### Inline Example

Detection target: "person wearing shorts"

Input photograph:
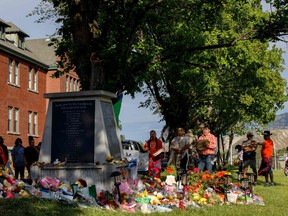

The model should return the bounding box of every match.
[256,130,274,186]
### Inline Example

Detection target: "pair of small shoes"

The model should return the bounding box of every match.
[265,182,270,187]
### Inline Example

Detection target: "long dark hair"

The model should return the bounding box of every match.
[15,138,22,146]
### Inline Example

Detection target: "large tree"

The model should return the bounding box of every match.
[31,0,288,133]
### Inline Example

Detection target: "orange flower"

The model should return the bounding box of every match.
[201,173,212,180]
[214,171,228,178]
[167,167,174,174]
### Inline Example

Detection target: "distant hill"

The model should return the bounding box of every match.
[232,129,288,151]
[267,112,288,130]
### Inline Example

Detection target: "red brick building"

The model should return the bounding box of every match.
[0,19,79,149]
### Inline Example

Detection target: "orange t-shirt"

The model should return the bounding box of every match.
[261,139,273,158]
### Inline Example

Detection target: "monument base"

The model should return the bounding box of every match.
[31,163,127,190]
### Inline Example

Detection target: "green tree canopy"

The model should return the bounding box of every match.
[31,0,288,134]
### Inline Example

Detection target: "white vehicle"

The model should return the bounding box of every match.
[121,140,149,173]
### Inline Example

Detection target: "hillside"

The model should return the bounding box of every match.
[232,129,288,151]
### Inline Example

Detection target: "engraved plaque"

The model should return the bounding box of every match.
[51,101,95,163]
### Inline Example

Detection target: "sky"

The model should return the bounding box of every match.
[0,0,287,142]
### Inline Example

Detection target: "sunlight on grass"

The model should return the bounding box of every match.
[0,170,287,216]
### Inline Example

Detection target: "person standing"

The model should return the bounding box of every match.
[167,127,189,171]
[0,136,8,167]
[24,136,39,178]
[11,138,25,179]
[144,130,163,178]
[256,130,274,186]
[186,130,198,170]
[242,132,258,184]
[235,145,243,173]
[197,125,217,173]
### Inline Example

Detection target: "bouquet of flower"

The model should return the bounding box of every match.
[160,165,177,181]
[186,168,231,205]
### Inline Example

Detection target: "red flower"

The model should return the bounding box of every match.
[193,167,199,173]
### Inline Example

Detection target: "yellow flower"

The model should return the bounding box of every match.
[199,197,207,205]
[192,193,201,201]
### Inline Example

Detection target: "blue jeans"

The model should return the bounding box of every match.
[198,154,213,173]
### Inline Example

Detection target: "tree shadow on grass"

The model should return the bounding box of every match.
[0,197,83,216]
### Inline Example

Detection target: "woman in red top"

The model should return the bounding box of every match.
[256,131,274,186]
[144,130,163,178]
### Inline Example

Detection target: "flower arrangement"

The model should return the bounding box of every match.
[160,165,177,181]
[186,168,231,205]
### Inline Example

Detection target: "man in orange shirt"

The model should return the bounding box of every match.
[256,131,274,186]
[144,130,163,178]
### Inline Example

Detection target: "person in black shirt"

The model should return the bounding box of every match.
[24,136,39,178]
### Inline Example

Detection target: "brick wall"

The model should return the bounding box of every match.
[0,52,46,148]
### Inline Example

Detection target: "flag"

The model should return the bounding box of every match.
[113,91,123,128]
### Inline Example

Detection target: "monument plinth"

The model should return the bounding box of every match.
[32,90,125,189]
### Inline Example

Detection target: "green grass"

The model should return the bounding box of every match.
[0,170,287,216]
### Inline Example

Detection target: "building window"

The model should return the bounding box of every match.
[74,79,77,91]
[28,67,38,92]
[28,111,32,135]
[8,59,13,83]
[34,70,38,91]
[18,35,25,49]
[0,26,4,39]
[15,61,19,86]
[28,67,32,90]
[70,78,73,92]
[28,111,38,136]
[33,112,38,135]
[8,107,12,132]
[14,108,19,133]
[8,59,20,86]
[65,76,69,92]
[8,106,19,134]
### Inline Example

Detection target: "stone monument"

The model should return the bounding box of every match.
[32,90,125,189]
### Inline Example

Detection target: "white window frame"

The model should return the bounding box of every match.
[8,107,12,132]
[28,67,32,90]
[33,112,38,135]
[65,76,69,92]
[33,70,38,91]
[8,106,19,134]
[70,78,73,92]
[8,59,13,83]
[14,108,19,133]
[14,61,19,86]
[28,111,32,135]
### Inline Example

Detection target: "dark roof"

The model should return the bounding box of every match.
[25,38,57,68]
[0,19,11,27]
[6,22,29,37]
[0,37,48,69]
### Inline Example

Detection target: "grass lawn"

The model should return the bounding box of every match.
[0,170,287,216]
